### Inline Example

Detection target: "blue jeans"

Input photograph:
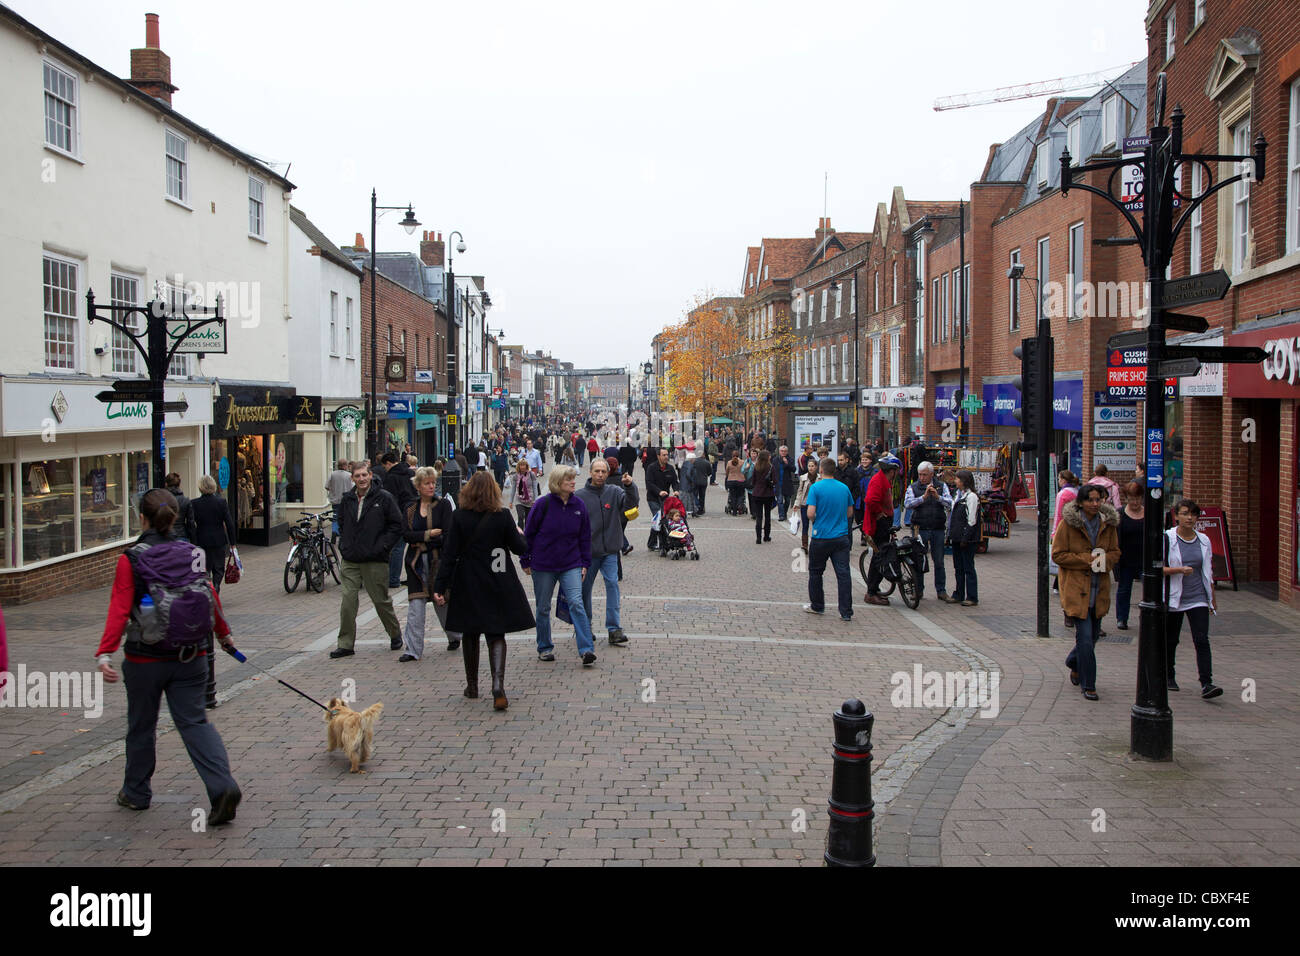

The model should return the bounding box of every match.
[1066,611,1101,692]
[808,535,853,618]
[581,552,621,632]
[1115,565,1139,625]
[776,488,787,521]
[951,543,978,602]
[388,539,405,587]
[917,528,947,595]
[532,567,595,656]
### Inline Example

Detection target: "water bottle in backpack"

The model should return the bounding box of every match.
[127,540,216,654]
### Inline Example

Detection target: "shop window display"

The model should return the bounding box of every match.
[270,434,304,526]
[127,450,152,537]
[22,458,76,562]
[236,435,267,530]
[80,453,125,549]
[1,466,11,568]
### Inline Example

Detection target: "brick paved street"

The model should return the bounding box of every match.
[3,498,1299,866]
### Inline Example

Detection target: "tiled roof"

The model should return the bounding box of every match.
[290,206,362,276]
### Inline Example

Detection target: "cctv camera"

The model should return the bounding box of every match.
[456,241,467,254]
[94,345,106,356]
[1007,264,1026,280]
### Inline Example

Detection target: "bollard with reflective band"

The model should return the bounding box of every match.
[824,698,876,867]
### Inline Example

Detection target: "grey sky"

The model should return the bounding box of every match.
[19,0,1148,368]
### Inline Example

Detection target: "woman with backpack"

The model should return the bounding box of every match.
[95,488,241,825]
[945,469,982,608]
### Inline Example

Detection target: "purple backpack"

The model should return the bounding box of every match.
[126,539,216,652]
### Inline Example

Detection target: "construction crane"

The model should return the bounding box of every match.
[933,62,1141,111]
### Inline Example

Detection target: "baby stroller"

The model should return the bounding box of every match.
[654,495,700,560]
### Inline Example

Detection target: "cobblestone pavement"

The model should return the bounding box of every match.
[2,483,1298,866]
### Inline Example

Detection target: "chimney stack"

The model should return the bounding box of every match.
[129,13,177,106]
[353,232,366,251]
[815,217,833,243]
[419,230,445,268]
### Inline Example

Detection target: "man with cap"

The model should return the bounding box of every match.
[862,455,900,606]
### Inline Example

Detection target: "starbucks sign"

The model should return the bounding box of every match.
[332,405,365,435]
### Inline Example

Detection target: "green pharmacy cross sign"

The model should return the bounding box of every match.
[960,393,983,416]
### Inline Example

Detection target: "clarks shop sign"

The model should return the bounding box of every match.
[0,379,212,437]
[211,387,317,436]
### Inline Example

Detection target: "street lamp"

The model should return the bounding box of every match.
[370,189,420,460]
[446,230,467,450]
[829,269,860,446]
[917,200,966,437]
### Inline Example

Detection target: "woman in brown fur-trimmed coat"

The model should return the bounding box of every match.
[1052,484,1121,701]
[398,466,458,662]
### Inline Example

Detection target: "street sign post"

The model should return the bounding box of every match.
[1156,357,1201,378]
[1163,344,1268,364]
[1161,269,1231,308]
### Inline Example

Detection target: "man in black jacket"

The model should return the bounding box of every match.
[382,452,417,587]
[331,463,404,658]
[644,447,679,549]
[617,439,639,479]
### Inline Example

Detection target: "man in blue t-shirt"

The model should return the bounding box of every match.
[804,457,856,621]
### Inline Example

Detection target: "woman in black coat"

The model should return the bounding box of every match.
[432,472,535,711]
[189,474,237,709]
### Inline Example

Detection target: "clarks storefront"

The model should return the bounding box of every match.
[209,385,316,547]
[0,376,213,603]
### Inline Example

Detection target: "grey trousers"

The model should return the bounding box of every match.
[122,656,238,806]
[402,597,461,659]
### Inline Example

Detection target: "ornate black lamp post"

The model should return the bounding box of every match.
[368,190,420,459]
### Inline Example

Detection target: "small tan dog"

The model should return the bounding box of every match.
[324,697,384,773]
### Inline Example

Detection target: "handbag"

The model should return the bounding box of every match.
[224,550,241,585]
[556,589,573,624]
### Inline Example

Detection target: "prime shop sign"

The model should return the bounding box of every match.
[1106,346,1178,399]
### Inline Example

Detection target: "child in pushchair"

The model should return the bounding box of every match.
[654,495,700,560]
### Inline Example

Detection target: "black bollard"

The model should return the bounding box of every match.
[824,698,876,867]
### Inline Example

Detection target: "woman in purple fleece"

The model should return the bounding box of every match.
[522,465,599,666]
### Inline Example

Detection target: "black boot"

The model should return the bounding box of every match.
[488,637,508,710]
[462,635,480,698]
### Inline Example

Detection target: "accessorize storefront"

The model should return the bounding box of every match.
[0,376,213,602]
[208,385,309,547]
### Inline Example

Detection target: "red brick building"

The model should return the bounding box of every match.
[1149,0,1300,604]
[916,65,1148,485]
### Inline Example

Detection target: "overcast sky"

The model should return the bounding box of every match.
[20,0,1149,368]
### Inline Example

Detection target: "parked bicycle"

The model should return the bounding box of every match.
[858,525,924,610]
[284,511,339,593]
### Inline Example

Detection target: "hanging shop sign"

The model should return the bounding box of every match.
[332,404,365,435]
[386,393,416,419]
[293,395,322,426]
[981,382,1020,427]
[467,372,492,395]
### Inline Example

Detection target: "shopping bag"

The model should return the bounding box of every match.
[788,512,801,535]
[556,590,573,624]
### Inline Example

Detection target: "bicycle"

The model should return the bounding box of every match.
[858,525,924,610]
[283,511,339,593]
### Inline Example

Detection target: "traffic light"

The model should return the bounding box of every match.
[1013,336,1051,452]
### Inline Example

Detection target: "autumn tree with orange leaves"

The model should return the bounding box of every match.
[660,295,746,418]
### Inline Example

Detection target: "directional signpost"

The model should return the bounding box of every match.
[1156,357,1201,379]
[88,293,224,488]
[1062,70,1268,760]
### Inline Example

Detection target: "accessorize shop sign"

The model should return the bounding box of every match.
[210,386,300,437]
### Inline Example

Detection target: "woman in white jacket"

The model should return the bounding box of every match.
[1162,498,1221,699]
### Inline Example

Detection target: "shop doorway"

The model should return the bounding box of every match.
[1253,400,1280,584]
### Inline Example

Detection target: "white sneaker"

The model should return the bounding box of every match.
[803,603,824,615]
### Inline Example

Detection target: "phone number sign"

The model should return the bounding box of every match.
[1107,347,1179,399]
